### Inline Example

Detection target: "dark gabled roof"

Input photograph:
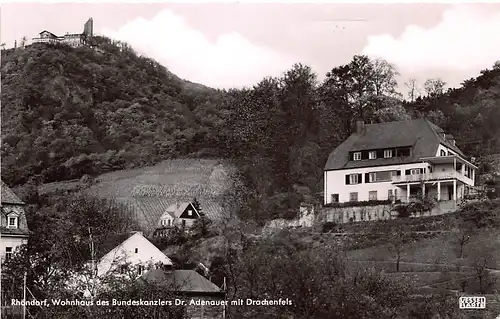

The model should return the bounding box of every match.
[95,232,135,260]
[1,180,25,205]
[139,269,223,294]
[324,119,465,171]
[39,30,58,38]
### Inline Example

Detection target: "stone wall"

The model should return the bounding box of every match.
[263,204,315,232]
[320,200,458,225]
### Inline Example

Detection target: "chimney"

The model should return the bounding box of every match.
[356,120,365,134]
[445,134,456,146]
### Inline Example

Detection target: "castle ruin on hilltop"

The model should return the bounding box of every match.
[32,18,94,48]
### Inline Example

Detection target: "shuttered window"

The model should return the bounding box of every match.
[345,174,362,185]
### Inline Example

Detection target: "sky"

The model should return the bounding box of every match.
[2,2,500,95]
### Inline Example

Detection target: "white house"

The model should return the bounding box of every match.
[69,231,173,298]
[154,202,201,237]
[96,231,173,277]
[324,119,478,206]
[1,180,30,261]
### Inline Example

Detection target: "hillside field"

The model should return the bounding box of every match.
[39,158,241,231]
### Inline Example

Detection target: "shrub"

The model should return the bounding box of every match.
[324,200,392,208]
[322,222,337,233]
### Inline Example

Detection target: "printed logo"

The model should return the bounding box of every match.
[459,296,486,309]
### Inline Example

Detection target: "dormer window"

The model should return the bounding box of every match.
[440,150,446,156]
[135,248,138,254]
[384,149,393,158]
[188,210,193,216]
[353,152,362,161]
[369,151,377,159]
[7,214,18,229]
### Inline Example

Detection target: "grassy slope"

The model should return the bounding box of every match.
[39,158,241,231]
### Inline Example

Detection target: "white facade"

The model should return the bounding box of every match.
[324,144,476,205]
[1,203,29,261]
[325,162,429,204]
[0,235,28,260]
[97,232,172,277]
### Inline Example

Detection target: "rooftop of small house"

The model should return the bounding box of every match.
[324,118,465,171]
[1,180,25,205]
[139,269,224,296]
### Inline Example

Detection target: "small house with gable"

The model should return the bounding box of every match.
[1,180,30,261]
[155,202,202,237]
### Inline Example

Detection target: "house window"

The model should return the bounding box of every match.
[7,216,18,229]
[346,174,361,185]
[440,150,446,156]
[138,265,144,275]
[353,152,362,161]
[167,220,171,226]
[368,172,376,183]
[384,149,393,158]
[135,248,138,254]
[331,194,339,203]
[369,151,377,159]
[5,247,12,260]
[367,171,393,183]
[369,191,378,201]
[349,192,358,202]
[182,220,186,228]
[188,210,193,216]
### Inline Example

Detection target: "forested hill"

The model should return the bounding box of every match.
[2,38,499,221]
[1,36,227,186]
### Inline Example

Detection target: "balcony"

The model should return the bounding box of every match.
[392,171,473,185]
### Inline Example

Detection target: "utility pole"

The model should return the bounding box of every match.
[23,272,27,319]
[0,230,2,319]
[88,226,95,300]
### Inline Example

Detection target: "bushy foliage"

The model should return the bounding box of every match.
[224,234,412,318]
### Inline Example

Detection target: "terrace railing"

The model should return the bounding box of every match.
[392,171,473,185]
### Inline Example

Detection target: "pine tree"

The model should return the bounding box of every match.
[192,197,203,216]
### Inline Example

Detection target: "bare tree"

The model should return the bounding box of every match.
[453,219,474,258]
[404,77,421,102]
[473,256,490,294]
[387,225,409,272]
[424,78,446,97]
[1,42,5,50]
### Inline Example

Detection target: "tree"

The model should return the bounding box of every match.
[404,77,421,102]
[192,197,202,215]
[387,225,410,272]
[1,42,5,50]
[424,78,446,97]
[321,55,400,123]
[473,255,493,294]
[372,101,411,123]
[453,219,474,258]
